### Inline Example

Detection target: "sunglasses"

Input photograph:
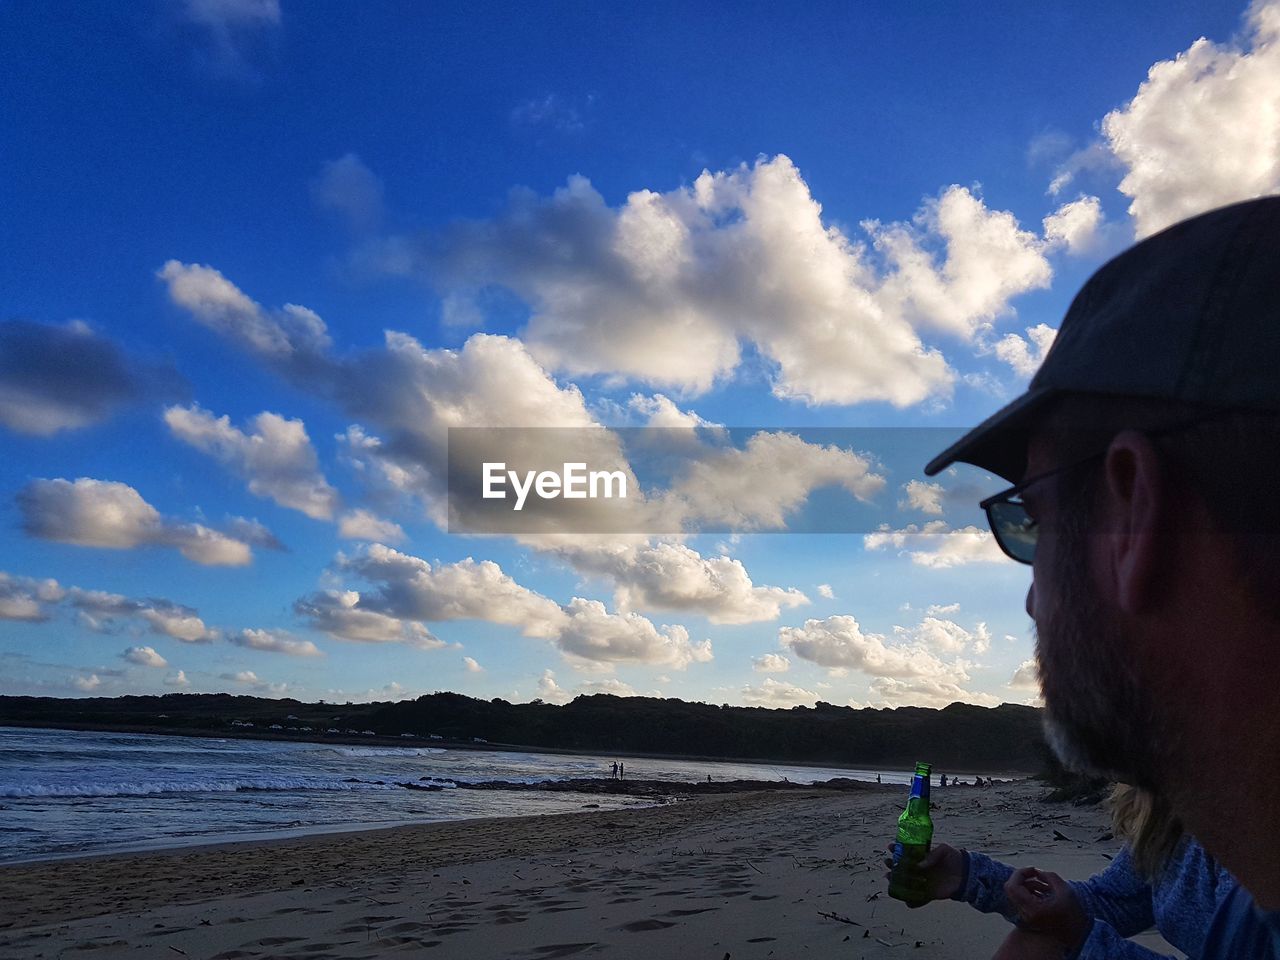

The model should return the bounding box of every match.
[979,453,1104,564]
[977,409,1241,565]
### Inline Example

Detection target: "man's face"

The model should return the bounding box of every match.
[1024,434,1159,787]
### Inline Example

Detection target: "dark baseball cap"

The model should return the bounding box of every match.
[925,195,1280,482]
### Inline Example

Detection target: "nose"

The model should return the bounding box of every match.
[1025,581,1035,619]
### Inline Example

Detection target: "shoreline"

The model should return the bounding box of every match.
[0,720,1036,777]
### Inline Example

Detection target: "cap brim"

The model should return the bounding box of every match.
[924,388,1057,481]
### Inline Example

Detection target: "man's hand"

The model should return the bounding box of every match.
[882,841,966,905]
[1003,867,1091,951]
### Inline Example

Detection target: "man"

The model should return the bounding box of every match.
[924,196,1280,957]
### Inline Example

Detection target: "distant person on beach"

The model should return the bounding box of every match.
[610,761,618,779]
[892,785,1233,958]
[924,197,1280,957]
[876,774,882,784]
[619,762,624,780]
[940,774,948,787]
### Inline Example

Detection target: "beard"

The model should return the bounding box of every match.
[1034,499,1165,789]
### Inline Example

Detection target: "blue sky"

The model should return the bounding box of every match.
[3,0,1277,708]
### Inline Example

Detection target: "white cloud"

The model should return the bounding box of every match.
[780,615,967,682]
[68,588,219,643]
[157,261,331,362]
[72,673,102,692]
[536,669,571,704]
[0,572,64,621]
[1009,658,1041,691]
[574,677,639,697]
[816,583,835,600]
[556,539,808,625]
[863,522,1007,568]
[557,598,711,670]
[231,628,323,657]
[926,602,960,616]
[893,617,992,655]
[994,323,1057,379]
[294,589,443,647]
[868,184,1053,341]
[868,676,999,709]
[219,669,288,695]
[311,153,385,231]
[0,321,143,435]
[164,670,190,688]
[1102,1,1280,237]
[463,656,483,673]
[741,677,820,708]
[337,509,405,543]
[165,405,339,521]
[1042,196,1103,254]
[123,646,168,668]
[752,653,790,673]
[899,479,945,516]
[399,156,955,406]
[18,478,254,566]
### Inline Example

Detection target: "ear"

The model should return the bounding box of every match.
[1100,431,1166,614]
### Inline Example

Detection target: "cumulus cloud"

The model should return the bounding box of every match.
[574,677,640,697]
[816,584,835,600]
[463,656,484,673]
[1102,1,1280,237]
[301,544,713,669]
[122,646,168,668]
[752,653,790,673]
[393,156,958,405]
[899,479,945,516]
[0,321,144,435]
[994,323,1057,379]
[157,261,332,363]
[311,153,385,231]
[294,590,443,647]
[0,572,64,622]
[536,669,571,704]
[553,539,807,625]
[164,670,191,688]
[893,617,992,655]
[1041,196,1103,254]
[17,478,255,566]
[337,509,405,543]
[868,676,999,709]
[741,677,820,708]
[231,628,323,657]
[1009,659,1041,691]
[780,615,967,681]
[72,673,102,692]
[868,185,1053,341]
[165,405,339,520]
[68,588,219,643]
[863,522,1007,568]
[218,669,286,694]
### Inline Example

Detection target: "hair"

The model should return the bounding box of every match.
[1108,784,1184,880]
[1040,393,1280,621]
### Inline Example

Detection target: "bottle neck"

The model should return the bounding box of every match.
[909,773,930,803]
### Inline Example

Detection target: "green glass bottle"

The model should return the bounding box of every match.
[887,761,933,906]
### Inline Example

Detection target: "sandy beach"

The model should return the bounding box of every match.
[0,781,1181,959]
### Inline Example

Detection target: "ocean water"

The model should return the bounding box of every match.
[0,727,914,863]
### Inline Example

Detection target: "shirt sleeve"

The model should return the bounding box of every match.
[1067,848,1155,938]
[952,850,1019,923]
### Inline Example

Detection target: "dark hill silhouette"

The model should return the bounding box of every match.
[0,691,1046,772]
